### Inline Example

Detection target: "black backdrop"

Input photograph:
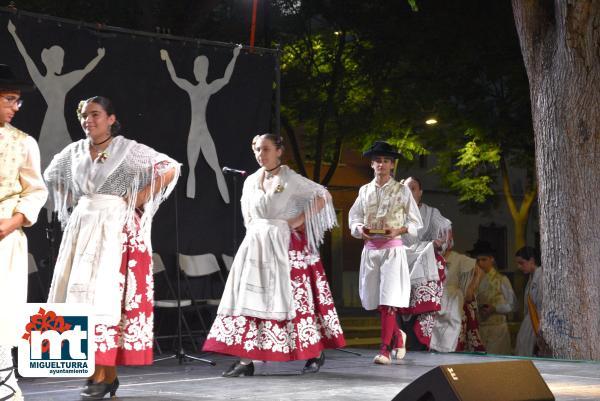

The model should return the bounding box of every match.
[1,8,277,294]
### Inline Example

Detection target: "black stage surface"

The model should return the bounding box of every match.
[20,349,600,400]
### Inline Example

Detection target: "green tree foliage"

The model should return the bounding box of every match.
[443,129,501,204]
[274,0,536,216]
[280,30,372,168]
[274,0,436,184]
[354,1,537,260]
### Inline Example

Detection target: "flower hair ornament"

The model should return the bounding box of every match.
[76,100,87,120]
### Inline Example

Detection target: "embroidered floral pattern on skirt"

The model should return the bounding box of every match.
[456,300,486,352]
[95,230,154,365]
[399,252,445,347]
[202,232,345,361]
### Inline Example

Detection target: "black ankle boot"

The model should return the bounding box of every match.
[80,377,119,400]
[302,352,325,374]
[0,366,17,400]
[222,361,254,378]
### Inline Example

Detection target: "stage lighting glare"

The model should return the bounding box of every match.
[425,118,438,125]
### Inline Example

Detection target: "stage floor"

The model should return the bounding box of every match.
[20,349,600,400]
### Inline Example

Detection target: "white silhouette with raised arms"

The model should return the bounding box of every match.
[8,19,105,170]
[160,45,241,203]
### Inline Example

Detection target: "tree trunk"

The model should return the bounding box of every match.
[281,115,308,177]
[313,31,346,182]
[321,132,343,186]
[512,0,600,360]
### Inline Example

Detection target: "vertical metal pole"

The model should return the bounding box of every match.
[263,0,270,47]
[250,0,258,48]
[233,175,239,253]
[173,188,184,364]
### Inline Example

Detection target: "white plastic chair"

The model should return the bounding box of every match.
[179,254,225,282]
[221,254,234,272]
[178,253,225,306]
[152,252,198,354]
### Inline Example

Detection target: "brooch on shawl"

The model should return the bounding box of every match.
[95,150,109,163]
[89,133,113,163]
[274,184,284,193]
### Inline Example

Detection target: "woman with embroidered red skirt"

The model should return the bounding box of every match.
[202,134,345,376]
[45,96,180,399]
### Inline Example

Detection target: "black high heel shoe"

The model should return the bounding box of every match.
[302,352,325,374]
[0,366,17,400]
[222,361,254,377]
[80,377,119,400]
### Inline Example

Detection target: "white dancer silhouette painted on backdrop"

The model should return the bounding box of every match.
[8,19,105,171]
[160,45,241,203]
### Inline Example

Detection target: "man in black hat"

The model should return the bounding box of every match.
[0,64,48,401]
[349,141,423,364]
[468,240,516,354]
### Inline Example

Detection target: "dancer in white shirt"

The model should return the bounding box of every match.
[349,141,423,364]
[0,64,48,401]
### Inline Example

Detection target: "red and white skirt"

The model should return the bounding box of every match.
[94,231,154,366]
[456,300,486,352]
[202,232,346,361]
[399,252,445,347]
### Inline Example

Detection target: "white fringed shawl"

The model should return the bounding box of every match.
[218,165,337,320]
[241,165,337,255]
[44,136,180,324]
[418,203,452,250]
[44,135,180,243]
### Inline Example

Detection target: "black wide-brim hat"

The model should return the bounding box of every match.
[0,64,35,92]
[467,240,496,257]
[363,141,402,159]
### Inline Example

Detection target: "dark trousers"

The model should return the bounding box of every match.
[397,315,427,351]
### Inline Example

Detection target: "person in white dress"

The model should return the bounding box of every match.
[514,246,545,356]
[203,134,345,377]
[0,64,48,401]
[45,96,179,399]
[469,240,517,354]
[349,141,423,364]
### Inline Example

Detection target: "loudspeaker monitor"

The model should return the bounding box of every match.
[393,360,554,401]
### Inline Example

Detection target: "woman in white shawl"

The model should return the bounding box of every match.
[44,96,179,399]
[203,134,345,377]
